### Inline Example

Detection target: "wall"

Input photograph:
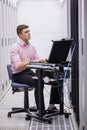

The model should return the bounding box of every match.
[17,0,68,58]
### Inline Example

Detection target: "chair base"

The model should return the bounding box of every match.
[7,106,37,118]
[45,109,71,119]
[12,106,37,112]
[26,113,52,124]
[7,107,52,124]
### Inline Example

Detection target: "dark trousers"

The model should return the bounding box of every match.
[43,70,61,105]
[49,87,60,104]
[12,69,45,110]
[50,80,63,104]
[49,80,63,104]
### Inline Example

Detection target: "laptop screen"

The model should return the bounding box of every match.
[48,39,73,64]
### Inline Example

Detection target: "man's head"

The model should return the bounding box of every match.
[16,24,31,42]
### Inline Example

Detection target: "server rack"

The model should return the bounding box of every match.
[0,0,17,99]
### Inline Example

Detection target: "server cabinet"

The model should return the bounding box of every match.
[0,0,2,96]
[79,0,87,129]
[0,0,17,98]
[71,0,79,125]
[78,0,85,129]
[1,0,5,94]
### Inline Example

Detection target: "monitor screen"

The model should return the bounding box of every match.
[48,39,73,64]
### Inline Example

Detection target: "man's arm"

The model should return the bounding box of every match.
[16,62,29,71]
[17,58,47,70]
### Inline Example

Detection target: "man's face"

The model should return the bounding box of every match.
[19,28,31,41]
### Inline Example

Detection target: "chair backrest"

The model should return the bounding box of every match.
[7,64,12,80]
[7,64,34,93]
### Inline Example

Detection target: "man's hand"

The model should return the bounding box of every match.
[29,58,48,64]
[39,58,48,63]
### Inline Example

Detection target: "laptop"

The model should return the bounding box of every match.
[48,39,73,65]
[30,39,73,66]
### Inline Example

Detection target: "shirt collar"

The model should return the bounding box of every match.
[18,38,30,47]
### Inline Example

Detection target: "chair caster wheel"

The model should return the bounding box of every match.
[65,114,69,118]
[8,113,11,118]
[25,115,31,120]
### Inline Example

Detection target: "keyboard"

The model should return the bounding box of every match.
[29,61,56,67]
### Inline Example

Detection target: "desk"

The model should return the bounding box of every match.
[27,64,71,123]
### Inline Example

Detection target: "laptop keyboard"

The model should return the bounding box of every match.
[29,61,56,67]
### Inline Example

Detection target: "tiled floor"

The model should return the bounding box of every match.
[0,85,78,130]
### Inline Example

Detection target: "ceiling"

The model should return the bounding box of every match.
[7,0,65,6]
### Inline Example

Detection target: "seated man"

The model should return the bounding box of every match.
[10,24,46,114]
[10,24,60,114]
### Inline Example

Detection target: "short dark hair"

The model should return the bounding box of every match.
[16,24,29,35]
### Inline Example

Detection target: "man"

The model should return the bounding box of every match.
[10,24,59,115]
[10,24,46,113]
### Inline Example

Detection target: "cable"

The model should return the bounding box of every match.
[63,42,76,82]
[62,42,76,109]
[44,41,76,110]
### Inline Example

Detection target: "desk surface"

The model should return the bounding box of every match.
[27,64,71,71]
[27,64,58,70]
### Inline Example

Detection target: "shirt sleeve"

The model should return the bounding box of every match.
[10,45,21,71]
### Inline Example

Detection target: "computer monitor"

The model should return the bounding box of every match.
[48,39,73,64]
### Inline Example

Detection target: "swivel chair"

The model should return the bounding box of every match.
[7,64,37,120]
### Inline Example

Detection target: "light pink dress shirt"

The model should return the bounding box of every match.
[10,39,39,74]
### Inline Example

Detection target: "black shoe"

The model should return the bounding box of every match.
[36,110,46,116]
[47,106,58,114]
[29,106,37,112]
